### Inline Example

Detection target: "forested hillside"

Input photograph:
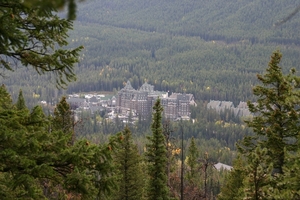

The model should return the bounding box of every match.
[2,1,300,199]
[2,0,300,106]
[77,0,300,43]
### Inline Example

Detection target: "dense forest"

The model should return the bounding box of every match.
[1,0,300,199]
[3,0,300,107]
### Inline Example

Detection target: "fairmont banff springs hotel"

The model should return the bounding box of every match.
[67,81,251,122]
[66,81,196,121]
[116,81,196,120]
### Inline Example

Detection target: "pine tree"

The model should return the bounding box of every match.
[218,155,246,200]
[113,126,145,200]
[15,89,27,110]
[145,98,170,200]
[0,87,51,198]
[92,134,125,199]
[21,0,79,20]
[274,144,300,199]
[238,51,300,175]
[52,96,73,135]
[0,85,13,110]
[0,1,83,88]
[182,137,203,200]
[0,86,119,199]
[0,1,118,198]
[186,137,200,184]
[242,147,273,200]
[163,120,176,189]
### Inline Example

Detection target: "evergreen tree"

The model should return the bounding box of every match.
[218,155,246,200]
[21,0,79,20]
[0,1,121,198]
[183,137,203,200]
[0,1,83,88]
[238,51,300,175]
[52,96,73,135]
[242,147,273,200]
[113,126,145,200]
[0,85,13,110]
[163,120,176,189]
[0,86,119,199]
[274,144,300,199]
[145,98,170,200]
[198,152,217,199]
[186,137,200,184]
[15,89,27,110]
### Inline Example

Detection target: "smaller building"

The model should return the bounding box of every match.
[67,97,87,110]
[207,100,252,118]
[67,93,115,115]
[214,162,233,171]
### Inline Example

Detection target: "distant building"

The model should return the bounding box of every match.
[207,100,234,112]
[207,100,252,118]
[162,93,196,120]
[67,94,113,114]
[67,97,87,110]
[214,162,233,171]
[116,81,196,120]
[233,101,252,117]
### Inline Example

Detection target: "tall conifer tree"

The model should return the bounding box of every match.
[0,85,13,110]
[238,51,300,175]
[0,86,119,199]
[276,148,300,199]
[241,147,273,200]
[15,89,27,110]
[145,99,170,200]
[218,155,246,200]
[52,96,73,134]
[186,137,200,184]
[113,126,145,200]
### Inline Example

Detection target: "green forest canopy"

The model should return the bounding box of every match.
[2,0,300,106]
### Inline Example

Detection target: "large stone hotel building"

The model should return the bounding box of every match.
[116,81,196,120]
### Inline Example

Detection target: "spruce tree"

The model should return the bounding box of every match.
[113,126,145,200]
[163,120,176,189]
[275,143,300,199]
[145,98,170,200]
[52,96,73,135]
[0,1,119,198]
[0,87,51,198]
[0,85,13,110]
[238,51,300,175]
[21,0,79,20]
[186,137,200,184]
[15,89,27,110]
[242,147,273,200]
[0,1,83,87]
[0,86,119,199]
[218,155,246,200]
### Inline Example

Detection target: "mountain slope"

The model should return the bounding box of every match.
[2,0,300,105]
[77,0,300,42]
